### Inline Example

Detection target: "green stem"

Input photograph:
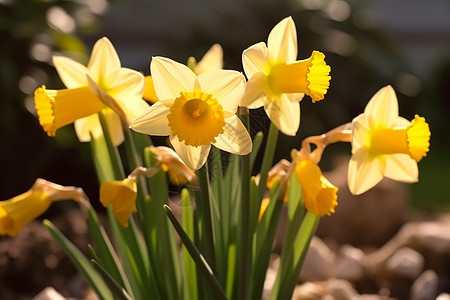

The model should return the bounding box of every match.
[196,163,217,273]
[257,122,279,202]
[164,205,227,300]
[238,111,251,300]
[98,110,125,180]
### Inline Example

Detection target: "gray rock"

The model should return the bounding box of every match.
[333,244,365,281]
[385,247,424,279]
[409,270,438,300]
[299,236,335,282]
[33,287,66,300]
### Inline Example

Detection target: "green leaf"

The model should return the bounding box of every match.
[164,205,227,300]
[43,220,113,300]
[91,259,134,300]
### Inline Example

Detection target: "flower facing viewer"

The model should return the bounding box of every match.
[242,16,331,136]
[348,85,430,195]
[131,57,252,170]
[35,37,149,146]
[143,44,223,103]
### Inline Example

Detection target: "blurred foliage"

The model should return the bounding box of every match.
[1,0,449,211]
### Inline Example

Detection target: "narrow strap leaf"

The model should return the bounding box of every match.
[43,220,113,300]
[91,259,134,300]
[164,205,228,300]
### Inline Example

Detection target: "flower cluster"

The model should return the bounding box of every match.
[2,15,431,300]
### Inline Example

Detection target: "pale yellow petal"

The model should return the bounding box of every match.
[87,37,121,86]
[53,56,88,89]
[384,154,418,183]
[170,136,211,170]
[74,111,124,146]
[194,44,223,75]
[264,94,300,136]
[242,42,269,79]
[101,108,125,146]
[351,114,371,153]
[107,68,145,101]
[348,148,385,195]
[131,102,171,136]
[267,16,298,63]
[365,85,398,128]
[241,72,266,108]
[74,114,102,142]
[197,69,245,113]
[150,56,196,101]
[212,114,252,155]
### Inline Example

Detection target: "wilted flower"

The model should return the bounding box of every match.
[0,179,86,236]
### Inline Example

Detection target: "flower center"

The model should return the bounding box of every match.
[167,91,225,147]
[268,51,331,102]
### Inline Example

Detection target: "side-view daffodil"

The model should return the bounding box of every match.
[143,44,223,103]
[348,85,431,195]
[242,16,331,136]
[100,178,137,227]
[34,37,149,146]
[295,159,338,217]
[0,179,87,236]
[131,56,252,170]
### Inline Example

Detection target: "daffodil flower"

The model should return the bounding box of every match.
[295,159,338,217]
[131,57,252,170]
[143,44,223,103]
[242,16,331,136]
[348,85,431,195]
[0,179,87,236]
[34,37,149,146]
[100,178,137,227]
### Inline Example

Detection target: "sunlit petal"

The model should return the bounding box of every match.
[88,37,121,85]
[194,44,223,75]
[241,72,266,108]
[365,85,398,128]
[267,16,298,63]
[264,94,300,136]
[53,56,88,89]
[131,102,171,136]
[151,56,196,101]
[170,136,211,170]
[351,114,371,153]
[74,114,102,142]
[213,114,252,155]
[348,149,385,195]
[384,154,418,183]
[198,70,245,113]
[242,42,269,79]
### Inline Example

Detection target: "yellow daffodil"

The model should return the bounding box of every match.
[348,85,430,195]
[34,37,149,146]
[0,179,87,236]
[131,56,252,170]
[295,159,338,217]
[143,44,223,103]
[242,16,331,136]
[100,178,137,227]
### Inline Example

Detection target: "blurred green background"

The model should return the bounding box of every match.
[1,0,449,211]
